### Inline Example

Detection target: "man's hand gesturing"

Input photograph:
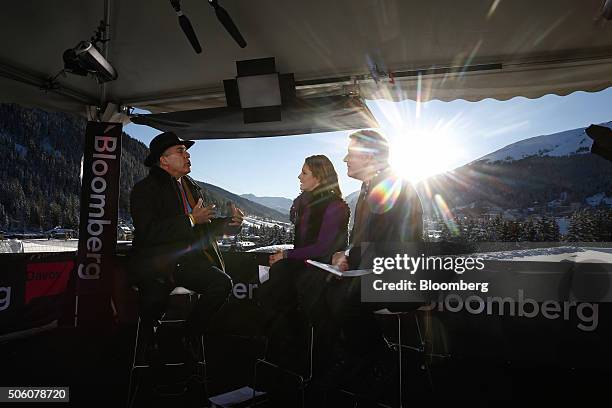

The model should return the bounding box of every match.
[229,203,244,226]
[191,198,216,224]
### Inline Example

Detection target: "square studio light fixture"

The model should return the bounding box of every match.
[224,57,295,123]
[236,73,281,108]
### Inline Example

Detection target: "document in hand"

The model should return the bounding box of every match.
[258,265,270,283]
[306,260,372,277]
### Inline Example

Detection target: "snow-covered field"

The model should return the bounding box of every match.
[0,239,24,253]
[29,240,76,252]
[478,246,612,263]
[2,239,133,253]
[246,244,294,253]
[242,215,292,229]
[4,237,611,264]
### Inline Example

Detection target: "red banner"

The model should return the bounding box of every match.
[25,261,73,305]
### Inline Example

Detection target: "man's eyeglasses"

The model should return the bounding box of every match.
[164,146,188,156]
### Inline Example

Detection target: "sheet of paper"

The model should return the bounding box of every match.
[209,386,266,407]
[306,260,373,277]
[306,259,342,276]
[258,265,270,283]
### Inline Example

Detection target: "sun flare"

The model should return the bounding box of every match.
[387,127,463,183]
[366,99,465,184]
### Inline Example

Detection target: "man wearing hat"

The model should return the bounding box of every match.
[130,131,244,353]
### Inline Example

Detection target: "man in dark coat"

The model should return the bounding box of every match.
[130,131,243,342]
[308,130,424,406]
[334,129,423,270]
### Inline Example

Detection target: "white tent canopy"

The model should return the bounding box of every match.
[1,0,612,126]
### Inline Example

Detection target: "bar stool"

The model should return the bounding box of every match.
[252,324,315,408]
[373,307,451,408]
[127,286,207,408]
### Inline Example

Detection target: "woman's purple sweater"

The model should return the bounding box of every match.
[286,200,347,260]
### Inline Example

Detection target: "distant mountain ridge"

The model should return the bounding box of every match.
[419,122,612,215]
[477,122,612,163]
[0,103,288,230]
[204,187,289,221]
[240,194,293,215]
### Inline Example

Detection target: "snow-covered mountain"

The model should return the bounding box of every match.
[419,121,612,214]
[240,194,293,214]
[477,122,612,163]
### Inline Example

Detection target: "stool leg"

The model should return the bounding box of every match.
[415,314,434,391]
[397,314,403,408]
[252,325,314,408]
[127,317,142,408]
[195,334,209,402]
[307,325,314,383]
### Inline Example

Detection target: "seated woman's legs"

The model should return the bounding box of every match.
[257,258,305,318]
[295,267,331,325]
[255,259,314,370]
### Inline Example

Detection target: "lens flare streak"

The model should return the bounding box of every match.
[368,177,403,214]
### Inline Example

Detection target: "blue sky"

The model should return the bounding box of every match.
[125,87,612,199]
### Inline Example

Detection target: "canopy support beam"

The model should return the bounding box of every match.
[0,60,98,106]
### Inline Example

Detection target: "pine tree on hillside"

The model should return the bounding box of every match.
[521,219,536,241]
[503,221,521,242]
[540,216,561,242]
[566,209,597,242]
[489,215,505,241]
[0,203,8,230]
[440,219,461,242]
[286,227,295,244]
[593,208,612,241]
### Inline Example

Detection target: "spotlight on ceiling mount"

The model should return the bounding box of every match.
[63,41,118,83]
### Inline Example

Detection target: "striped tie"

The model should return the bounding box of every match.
[177,179,189,214]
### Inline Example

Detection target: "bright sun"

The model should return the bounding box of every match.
[365,99,466,183]
[387,127,463,183]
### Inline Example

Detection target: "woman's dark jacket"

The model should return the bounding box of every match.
[286,187,350,263]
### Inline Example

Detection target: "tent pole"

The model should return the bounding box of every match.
[99,0,112,112]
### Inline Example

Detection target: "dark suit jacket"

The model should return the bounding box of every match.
[129,166,238,283]
[349,168,424,269]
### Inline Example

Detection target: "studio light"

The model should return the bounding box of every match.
[63,41,118,83]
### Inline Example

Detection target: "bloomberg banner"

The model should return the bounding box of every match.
[75,122,122,326]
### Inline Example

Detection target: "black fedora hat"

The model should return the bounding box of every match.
[144,132,195,167]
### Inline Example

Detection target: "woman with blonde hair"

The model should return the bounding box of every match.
[269,154,349,265]
[257,155,350,368]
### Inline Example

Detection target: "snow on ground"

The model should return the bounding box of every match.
[242,216,291,229]
[246,244,294,253]
[0,239,24,253]
[9,238,612,265]
[477,246,612,263]
[20,239,78,253]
